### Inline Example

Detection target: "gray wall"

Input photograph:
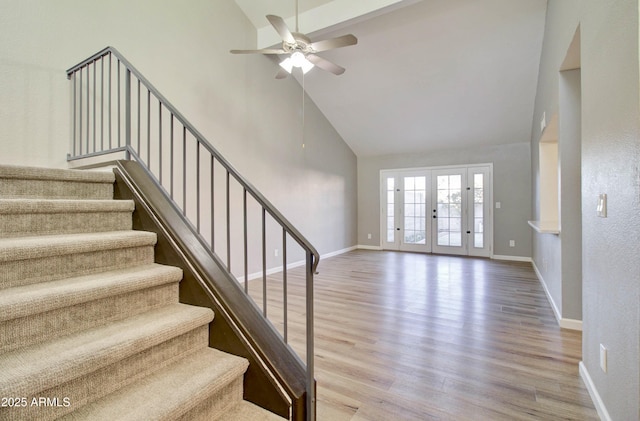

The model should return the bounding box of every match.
[559,69,582,321]
[530,0,583,325]
[533,1,640,418]
[0,0,357,261]
[358,142,532,258]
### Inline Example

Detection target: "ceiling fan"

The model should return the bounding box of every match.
[230,2,358,78]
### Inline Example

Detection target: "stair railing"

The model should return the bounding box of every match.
[67,46,318,420]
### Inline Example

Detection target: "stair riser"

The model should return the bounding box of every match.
[0,326,210,421]
[179,377,244,421]
[0,282,179,353]
[0,212,133,237]
[0,179,114,200]
[0,246,155,289]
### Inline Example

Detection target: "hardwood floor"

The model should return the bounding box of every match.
[247,250,598,420]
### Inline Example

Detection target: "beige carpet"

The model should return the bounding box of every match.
[0,164,285,421]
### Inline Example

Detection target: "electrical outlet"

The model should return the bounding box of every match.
[509,240,515,247]
[600,344,608,373]
[274,249,278,257]
[495,202,501,209]
[367,233,372,239]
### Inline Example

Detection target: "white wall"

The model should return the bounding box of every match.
[0,0,357,262]
[533,1,640,419]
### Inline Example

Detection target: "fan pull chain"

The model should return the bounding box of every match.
[302,71,306,149]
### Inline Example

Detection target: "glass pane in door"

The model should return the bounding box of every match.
[403,176,426,244]
[473,173,484,248]
[386,178,395,243]
[436,175,462,247]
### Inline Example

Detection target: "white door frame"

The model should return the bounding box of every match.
[380,164,493,257]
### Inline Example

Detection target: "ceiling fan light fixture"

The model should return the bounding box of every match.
[279,57,294,73]
[280,51,314,74]
[299,57,314,74]
[290,51,306,67]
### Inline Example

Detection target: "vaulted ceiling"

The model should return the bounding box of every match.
[232,0,547,157]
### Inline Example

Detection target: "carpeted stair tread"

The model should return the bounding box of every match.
[216,401,288,421]
[0,230,156,262]
[0,165,115,183]
[0,303,214,398]
[0,165,115,200]
[0,198,134,214]
[0,264,182,322]
[0,199,136,237]
[58,347,249,421]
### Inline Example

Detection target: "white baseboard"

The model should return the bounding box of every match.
[236,245,357,282]
[559,318,582,331]
[532,260,582,331]
[579,362,612,421]
[322,246,357,259]
[492,254,532,262]
[357,244,383,251]
[236,259,306,283]
[532,260,562,322]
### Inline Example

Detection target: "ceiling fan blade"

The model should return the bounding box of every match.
[275,67,289,79]
[266,15,296,44]
[309,34,358,53]
[230,48,286,55]
[306,54,346,75]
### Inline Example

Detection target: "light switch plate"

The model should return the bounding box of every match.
[597,194,607,218]
[600,344,607,373]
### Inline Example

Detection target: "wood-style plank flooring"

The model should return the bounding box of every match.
[248,250,598,420]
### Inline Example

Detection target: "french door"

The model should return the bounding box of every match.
[381,165,492,257]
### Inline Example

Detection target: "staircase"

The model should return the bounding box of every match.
[0,164,285,421]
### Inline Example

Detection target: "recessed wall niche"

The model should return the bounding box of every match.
[530,112,560,234]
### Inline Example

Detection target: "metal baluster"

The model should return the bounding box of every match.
[244,189,248,294]
[182,126,187,216]
[92,60,98,152]
[283,229,288,343]
[137,80,141,155]
[306,252,315,421]
[158,103,162,182]
[86,65,89,154]
[72,71,76,157]
[101,57,104,151]
[262,208,267,317]
[79,68,83,156]
[196,142,201,232]
[170,114,174,197]
[211,155,215,251]
[147,90,151,166]
[117,59,120,148]
[125,69,131,160]
[226,171,231,270]
[108,53,112,150]
[93,60,96,153]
